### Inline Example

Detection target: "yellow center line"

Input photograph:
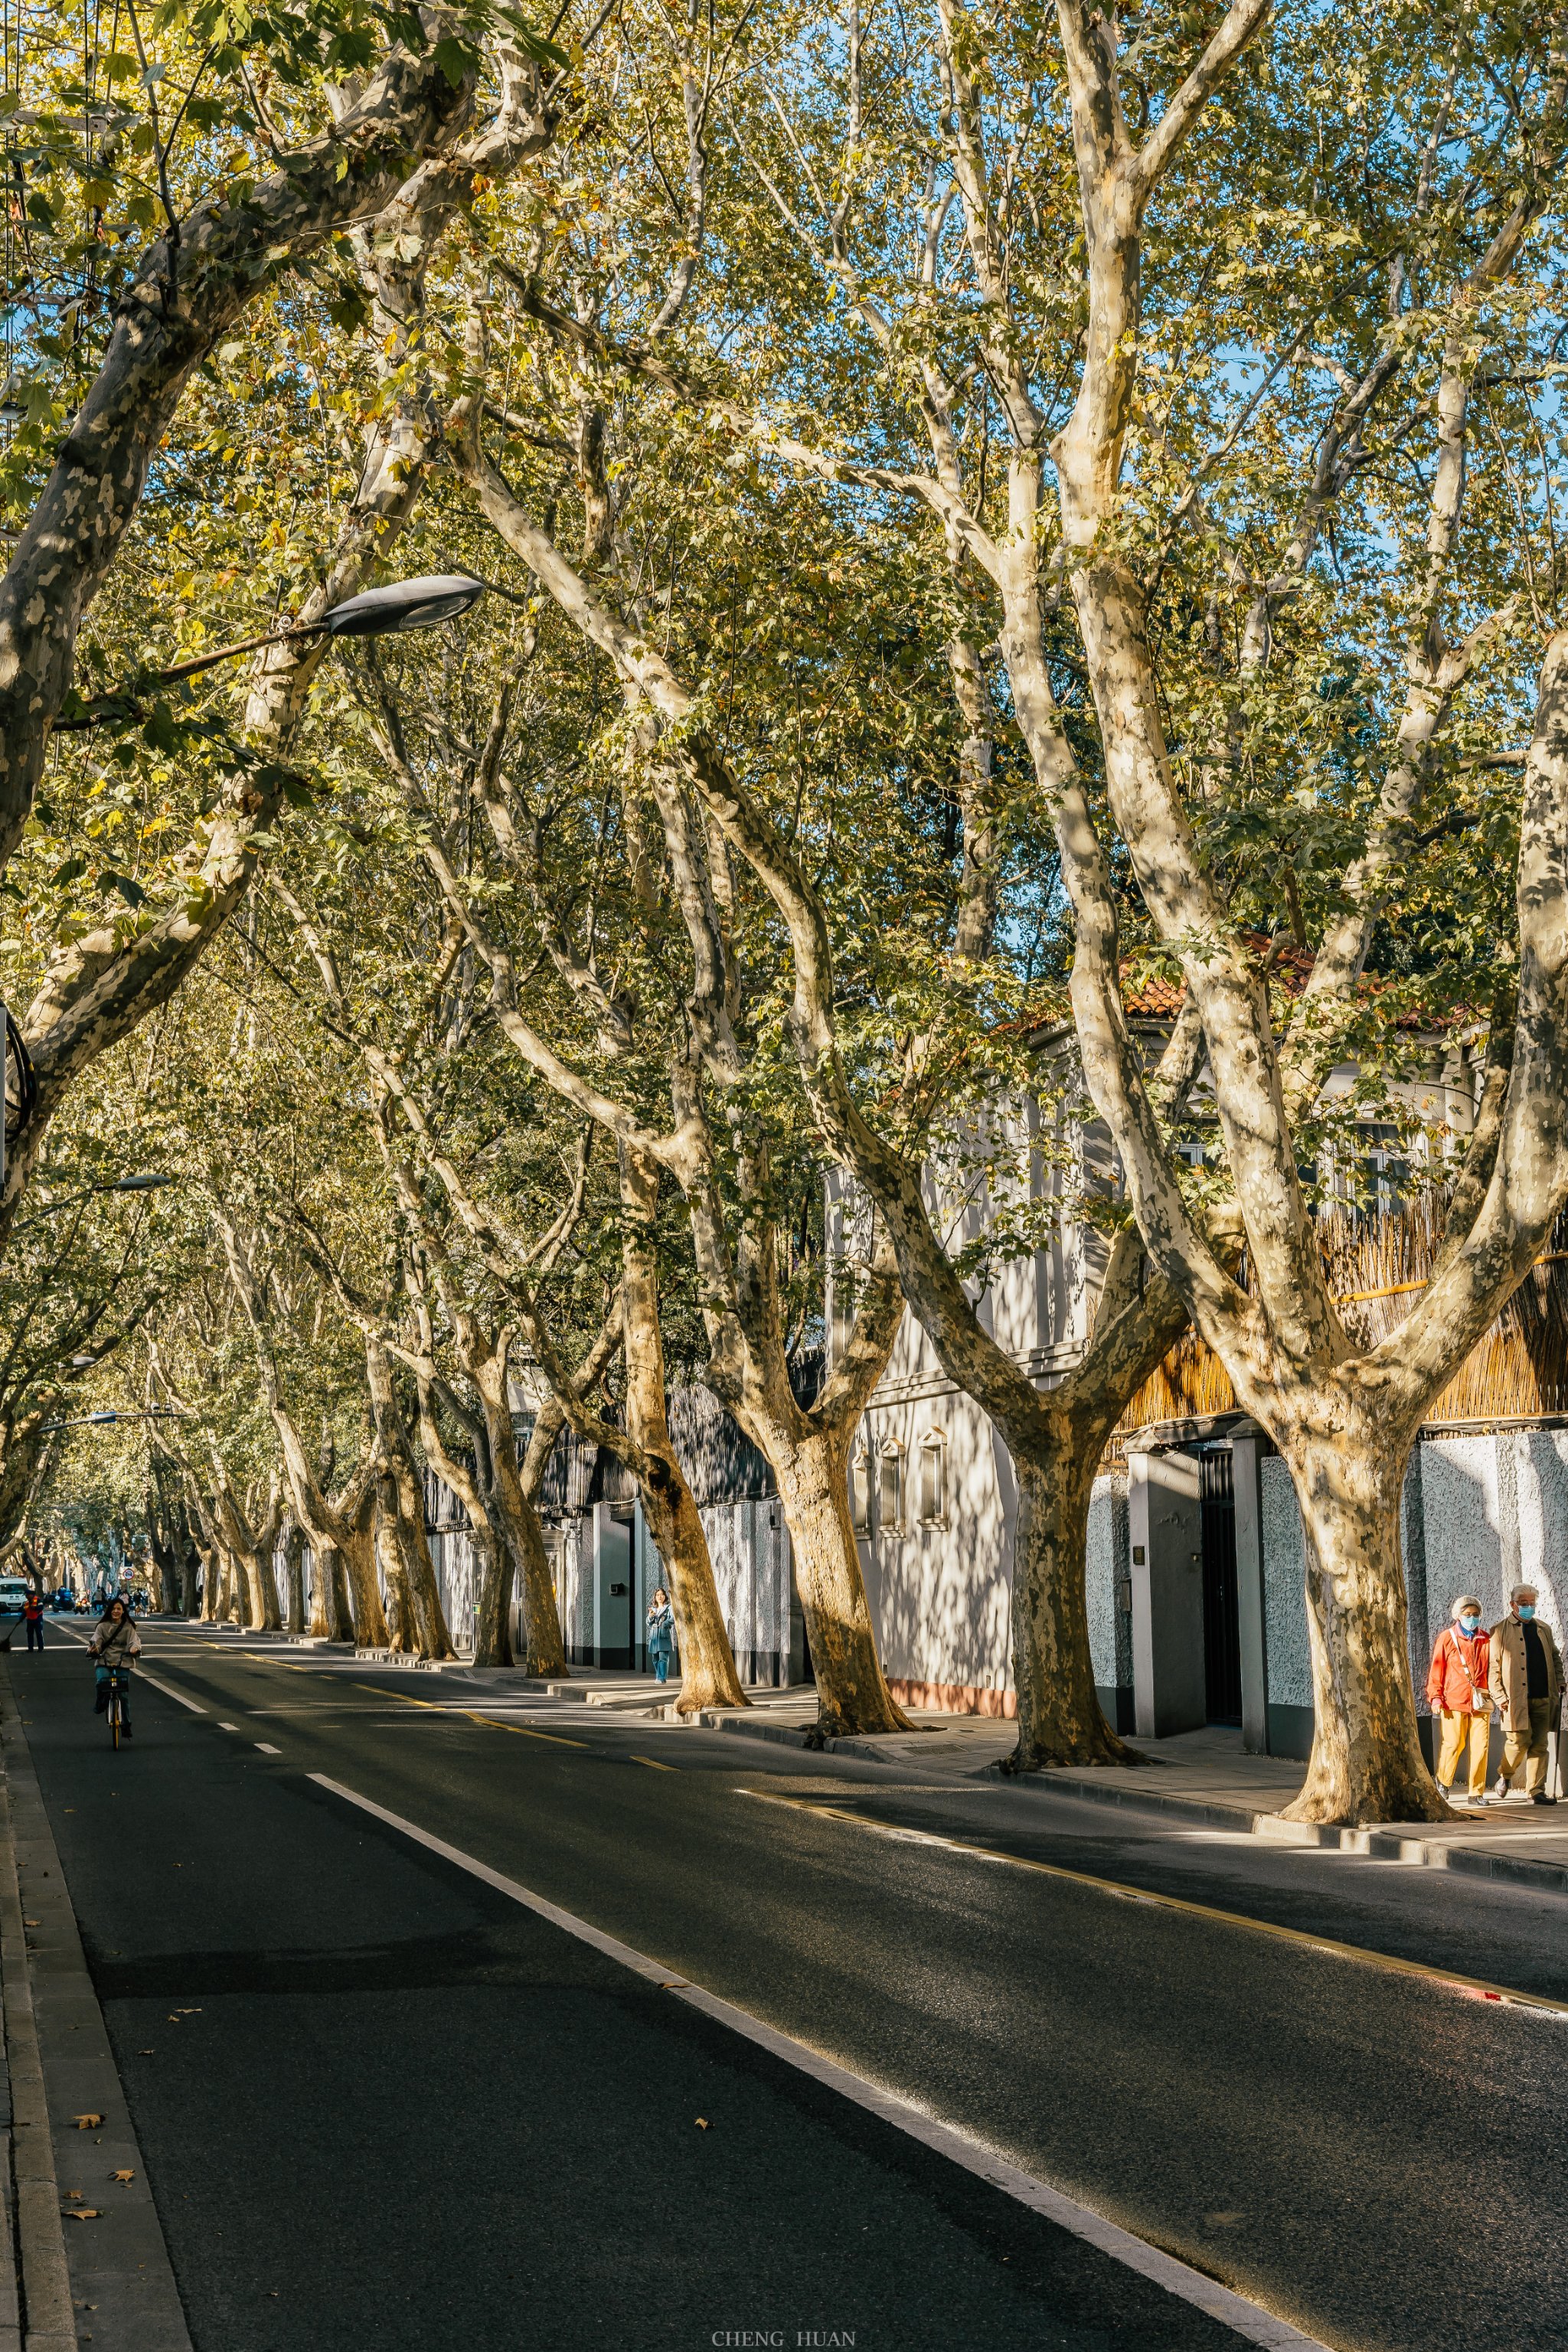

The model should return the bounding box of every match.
[466,1713,587,1749]
[352,1683,588,1748]
[631,1755,679,1771]
[737,1788,1568,2018]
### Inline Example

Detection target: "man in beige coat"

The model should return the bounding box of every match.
[1486,1585,1563,1805]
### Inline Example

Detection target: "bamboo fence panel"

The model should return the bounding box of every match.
[1104,1202,1568,1461]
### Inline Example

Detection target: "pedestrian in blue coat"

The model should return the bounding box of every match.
[647,1588,676,1685]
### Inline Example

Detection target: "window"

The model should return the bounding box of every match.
[878,1443,904,1534]
[851,1449,873,1537]
[917,1429,948,1527]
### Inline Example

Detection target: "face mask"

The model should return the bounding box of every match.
[1459,1615,1481,1634]
[1519,1605,1537,1622]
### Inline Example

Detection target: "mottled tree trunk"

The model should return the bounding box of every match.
[620,1146,746,1713]
[377,1485,412,1651]
[249,1540,283,1632]
[367,1338,455,1660]
[771,1426,910,1739]
[281,1521,305,1634]
[308,1542,353,1642]
[476,1362,565,1676]
[1006,1442,1139,1772]
[466,1517,511,1668]
[340,1485,389,1649]
[1279,1431,1444,1826]
[635,1456,746,1713]
[180,1530,201,1618]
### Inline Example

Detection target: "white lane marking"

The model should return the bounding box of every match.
[309,1772,1330,2352]
[51,1624,209,1717]
[255,1743,282,1756]
[217,1722,240,1733]
[139,1671,207,1715]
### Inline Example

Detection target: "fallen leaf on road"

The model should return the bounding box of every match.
[64,2210,100,2221]
[23,1918,38,1926]
[110,2171,134,2184]
[72,2115,103,2130]
[694,2118,710,2131]
[66,2191,83,2201]
[136,2050,154,2056]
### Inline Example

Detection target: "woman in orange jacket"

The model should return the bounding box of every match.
[1426,1596,1492,1805]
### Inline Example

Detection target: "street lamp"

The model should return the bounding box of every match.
[38,1406,185,1433]
[58,573,505,727]
[31,1172,175,1217]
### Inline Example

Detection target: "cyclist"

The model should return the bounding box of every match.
[88,1597,141,1737]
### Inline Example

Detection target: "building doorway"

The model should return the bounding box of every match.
[1198,1447,1242,1726]
[596,1509,634,1668]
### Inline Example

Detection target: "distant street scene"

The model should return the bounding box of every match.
[2,2,1566,2347]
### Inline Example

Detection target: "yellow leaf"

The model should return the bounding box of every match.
[694,2118,710,2130]
[72,2115,103,2130]
[111,2171,134,2184]
[64,2209,100,2222]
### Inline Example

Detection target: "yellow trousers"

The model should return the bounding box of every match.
[1501,1698,1553,1795]
[1436,1710,1490,1799]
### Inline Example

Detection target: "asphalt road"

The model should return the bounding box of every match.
[11,1626,1568,2352]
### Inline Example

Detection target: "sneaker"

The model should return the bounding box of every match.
[1530,1790,1555,1805]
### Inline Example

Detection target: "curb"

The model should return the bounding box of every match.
[0,1748,64,2352]
[703,1713,1568,1897]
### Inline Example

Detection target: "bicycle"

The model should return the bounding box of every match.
[102,1664,128,1749]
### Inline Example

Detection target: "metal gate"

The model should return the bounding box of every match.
[1199,1448,1243,1726]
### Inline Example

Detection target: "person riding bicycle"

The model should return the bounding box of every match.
[89,1597,141,1738]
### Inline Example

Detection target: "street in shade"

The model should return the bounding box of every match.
[0,1622,1564,2352]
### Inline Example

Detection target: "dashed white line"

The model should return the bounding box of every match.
[255,1743,282,1756]
[138,1671,207,1714]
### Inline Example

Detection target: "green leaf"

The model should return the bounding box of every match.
[433,34,476,85]
[498,11,570,66]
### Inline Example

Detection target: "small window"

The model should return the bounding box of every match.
[851,1449,873,1537]
[878,1444,904,1534]
[917,1429,948,1527]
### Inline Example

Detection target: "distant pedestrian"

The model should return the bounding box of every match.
[1486,1585,1563,1806]
[647,1588,676,1686]
[1426,1595,1491,1804]
[21,1587,44,1652]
